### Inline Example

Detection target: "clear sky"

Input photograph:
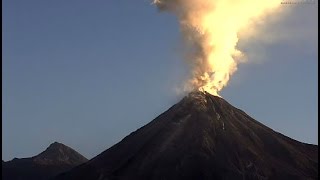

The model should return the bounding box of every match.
[2,1,318,161]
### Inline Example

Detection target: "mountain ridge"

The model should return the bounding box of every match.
[2,141,88,180]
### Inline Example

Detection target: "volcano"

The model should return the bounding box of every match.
[55,91,318,180]
[2,142,88,180]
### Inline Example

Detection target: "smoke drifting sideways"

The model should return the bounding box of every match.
[153,0,282,96]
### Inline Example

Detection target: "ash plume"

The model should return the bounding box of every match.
[153,0,282,96]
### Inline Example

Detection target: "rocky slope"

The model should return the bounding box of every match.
[55,91,318,179]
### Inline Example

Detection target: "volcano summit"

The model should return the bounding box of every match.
[55,91,318,180]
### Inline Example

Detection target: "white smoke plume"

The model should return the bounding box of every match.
[153,0,282,96]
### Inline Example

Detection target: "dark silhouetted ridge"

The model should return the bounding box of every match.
[2,142,88,180]
[33,141,88,166]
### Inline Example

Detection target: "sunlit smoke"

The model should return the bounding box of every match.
[153,0,282,96]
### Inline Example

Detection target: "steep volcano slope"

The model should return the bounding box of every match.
[55,91,318,180]
[2,142,88,180]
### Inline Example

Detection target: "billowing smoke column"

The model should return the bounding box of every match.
[153,0,281,96]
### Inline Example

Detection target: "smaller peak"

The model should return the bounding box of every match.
[41,141,72,157]
[48,141,64,147]
[46,142,70,151]
[51,141,62,145]
[33,142,88,166]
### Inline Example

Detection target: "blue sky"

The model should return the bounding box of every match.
[2,1,318,161]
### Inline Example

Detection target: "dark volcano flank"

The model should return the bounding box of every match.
[54,91,318,180]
